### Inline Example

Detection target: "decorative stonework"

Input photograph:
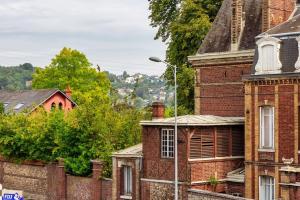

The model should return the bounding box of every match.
[255,35,282,75]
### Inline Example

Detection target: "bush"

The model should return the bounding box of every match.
[0,103,146,177]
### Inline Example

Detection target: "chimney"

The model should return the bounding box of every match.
[152,102,164,119]
[65,85,72,98]
[231,0,244,51]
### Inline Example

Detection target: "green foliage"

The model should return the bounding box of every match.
[0,63,34,90]
[0,103,4,114]
[149,0,222,112]
[0,104,146,177]
[0,47,148,177]
[32,47,111,104]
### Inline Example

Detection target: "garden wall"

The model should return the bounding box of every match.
[188,189,251,200]
[0,158,112,200]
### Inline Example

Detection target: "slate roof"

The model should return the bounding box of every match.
[113,143,143,158]
[0,89,76,113]
[198,0,263,54]
[261,14,300,36]
[140,115,244,126]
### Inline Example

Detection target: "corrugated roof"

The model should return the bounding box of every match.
[140,115,244,126]
[113,143,142,158]
[0,89,76,113]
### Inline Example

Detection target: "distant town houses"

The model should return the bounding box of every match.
[112,72,173,107]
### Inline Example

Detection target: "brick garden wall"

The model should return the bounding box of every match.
[0,159,112,200]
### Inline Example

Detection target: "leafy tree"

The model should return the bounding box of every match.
[149,0,222,112]
[0,103,4,114]
[32,47,111,104]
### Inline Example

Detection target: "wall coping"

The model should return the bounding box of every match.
[188,189,252,200]
[0,156,55,166]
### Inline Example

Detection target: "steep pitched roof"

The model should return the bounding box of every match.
[198,0,263,54]
[0,89,76,113]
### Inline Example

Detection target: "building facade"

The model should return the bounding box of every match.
[112,0,300,200]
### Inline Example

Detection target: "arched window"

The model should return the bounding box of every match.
[255,35,282,74]
[58,102,63,110]
[51,102,56,111]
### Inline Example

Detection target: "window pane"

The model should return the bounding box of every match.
[260,107,274,149]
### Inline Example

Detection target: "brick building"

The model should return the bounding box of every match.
[112,0,300,200]
[243,13,300,199]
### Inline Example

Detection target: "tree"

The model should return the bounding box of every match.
[149,0,222,112]
[32,47,111,104]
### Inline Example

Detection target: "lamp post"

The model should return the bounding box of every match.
[149,57,178,200]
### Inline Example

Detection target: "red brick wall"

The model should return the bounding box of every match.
[190,159,243,184]
[43,92,74,112]
[278,85,295,160]
[142,126,190,182]
[269,0,295,28]
[196,63,252,117]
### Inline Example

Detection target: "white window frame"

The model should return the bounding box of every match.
[14,103,24,110]
[260,106,275,150]
[161,129,174,158]
[123,165,132,195]
[259,176,275,200]
[295,36,300,72]
[255,35,282,75]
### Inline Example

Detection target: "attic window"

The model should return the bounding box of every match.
[255,35,282,75]
[3,103,8,107]
[14,103,24,110]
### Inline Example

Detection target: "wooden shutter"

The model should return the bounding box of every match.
[190,128,214,159]
[232,126,244,156]
[217,127,230,157]
[200,128,214,158]
[190,130,202,159]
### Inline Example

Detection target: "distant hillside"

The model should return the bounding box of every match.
[0,65,173,107]
[0,63,34,90]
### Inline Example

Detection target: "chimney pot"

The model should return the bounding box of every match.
[65,85,72,98]
[152,102,164,119]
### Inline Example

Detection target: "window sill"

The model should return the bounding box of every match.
[258,149,275,153]
[120,195,132,199]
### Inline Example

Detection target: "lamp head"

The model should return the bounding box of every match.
[149,57,162,63]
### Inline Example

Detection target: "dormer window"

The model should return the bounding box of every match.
[255,35,282,75]
[294,36,300,72]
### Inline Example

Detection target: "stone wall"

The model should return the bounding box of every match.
[66,175,92,200]
[0,159,112,200]
[188,189,250,200]
[140,180,188,200]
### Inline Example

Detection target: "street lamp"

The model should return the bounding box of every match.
[149,56,178,200]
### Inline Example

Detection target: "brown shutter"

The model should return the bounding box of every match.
[190,130,202,159]
[217,127,230,157]
[200,128,214,158]
[232,126,244,156]
[190,128,214,159]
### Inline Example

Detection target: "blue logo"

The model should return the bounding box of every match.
[2,193,24,200]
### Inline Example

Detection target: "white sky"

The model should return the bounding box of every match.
[0,0,167,75]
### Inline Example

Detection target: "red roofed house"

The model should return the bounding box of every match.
[0,87,76,113]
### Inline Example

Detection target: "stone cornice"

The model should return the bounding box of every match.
[243,73,300,85]
[188,50,255,67]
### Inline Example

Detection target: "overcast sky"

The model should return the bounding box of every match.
[0,0,167,75]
